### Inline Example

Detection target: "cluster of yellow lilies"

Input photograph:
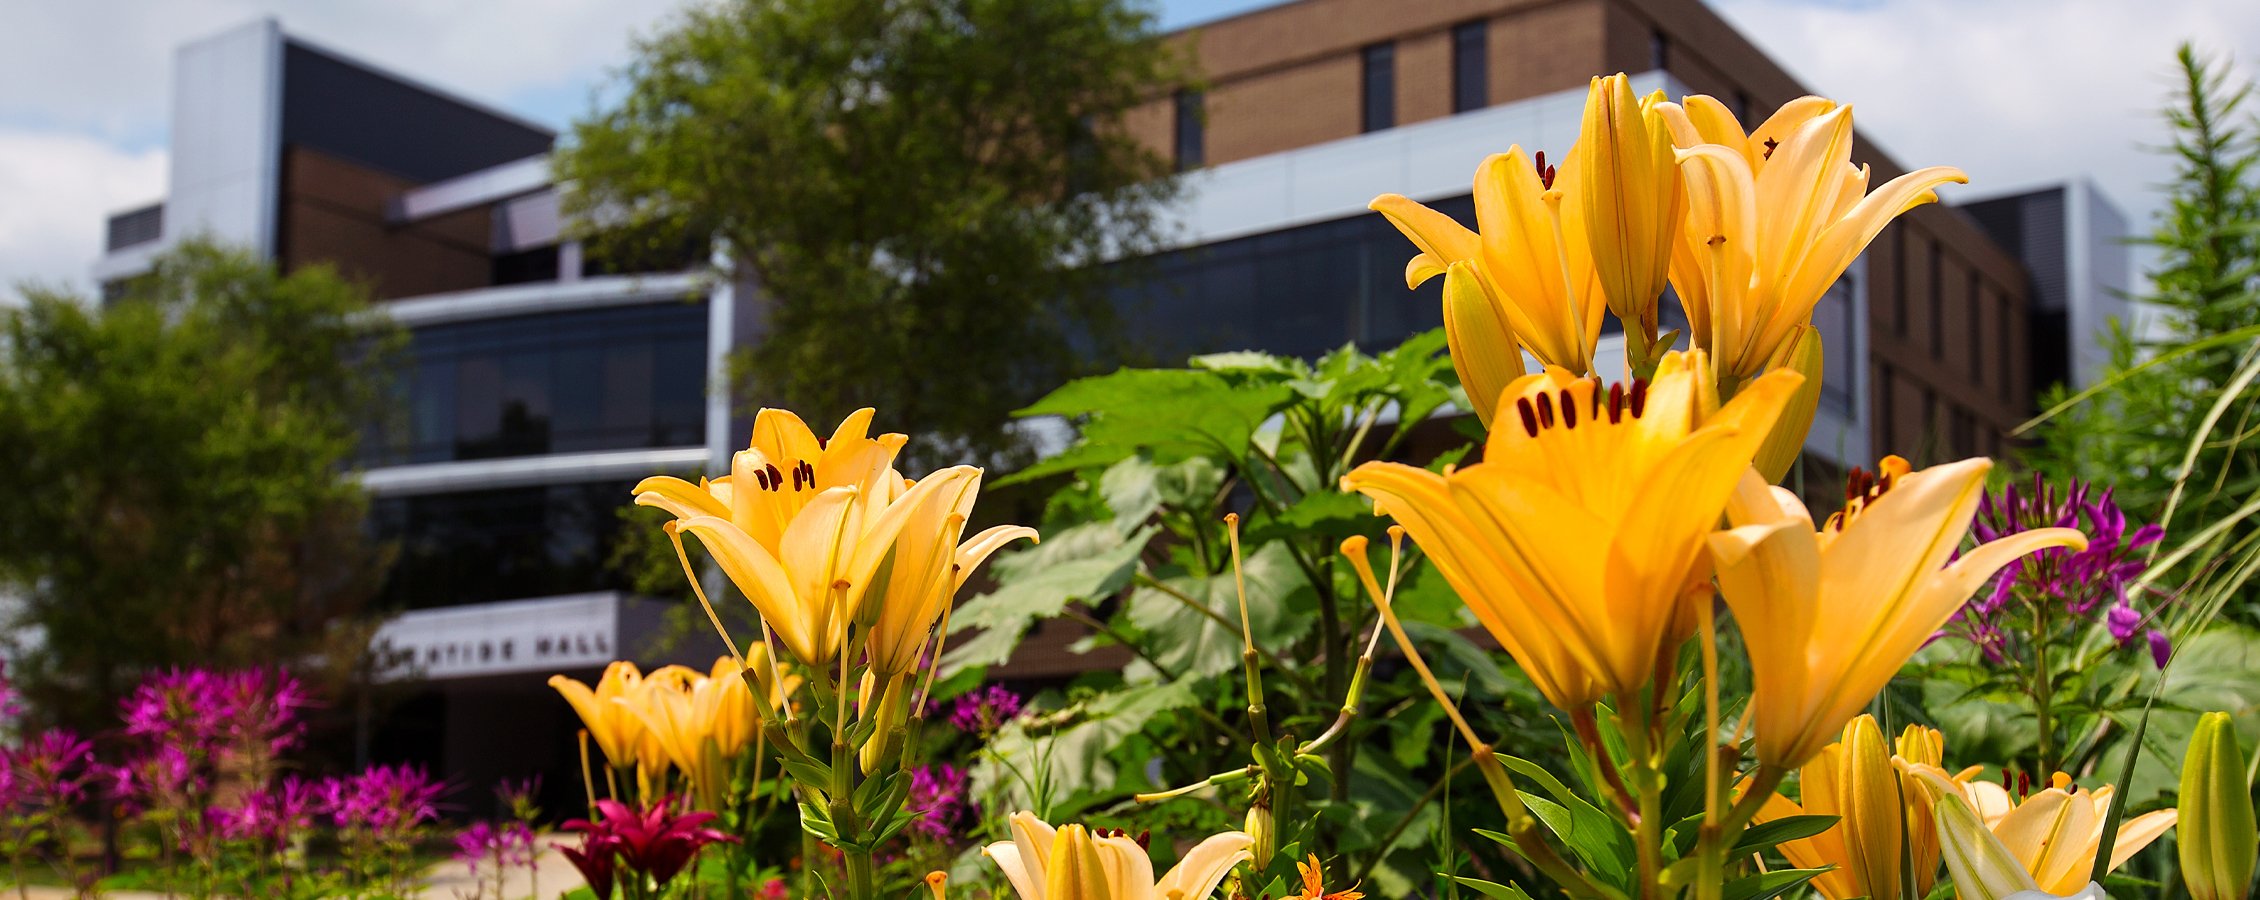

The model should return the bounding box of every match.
[559,73,2170,900]
[1333,73,2116,900]
[548,650,795,812]
[1760,715,2178,900]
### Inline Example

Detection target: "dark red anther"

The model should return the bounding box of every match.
[1534,150,1558,189]
[753,467,771,490]
[2017,770,2032,799]
[1607,383,1626,423]
[765,464,784,492]
[1763,137,1780,160]
[1535,392,1555,428]
[1517,397,1540,438]
[1628,379,1649,418]
[1558,388,1577,429]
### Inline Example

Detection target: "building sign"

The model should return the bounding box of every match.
[370,593,622,681]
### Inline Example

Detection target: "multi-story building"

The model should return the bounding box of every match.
[90,19,739,807]
[89,0,2125,799]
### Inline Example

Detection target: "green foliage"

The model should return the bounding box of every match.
[0,241,402,731]
[556,0,1189,467]
[2025,44,2260,612]
[939,332,1568,893]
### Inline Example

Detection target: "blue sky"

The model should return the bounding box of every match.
[2,0,2257,295]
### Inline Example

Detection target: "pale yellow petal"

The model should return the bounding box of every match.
[1156,831,1255,900]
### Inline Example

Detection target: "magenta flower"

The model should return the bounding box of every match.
[1953,474,2172,667]
[907,763,973,841]
[323,763,445,838]
[454,820,539,876]
[562,798,738,897]
[3,728,93,813]
[948,684,1024,735]
[214,775,320,846]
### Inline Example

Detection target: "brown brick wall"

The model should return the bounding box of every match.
[1126,0,1613,166]
[1396,30,1454,127]
[277,146,492,301]
[1125,0,2043,466]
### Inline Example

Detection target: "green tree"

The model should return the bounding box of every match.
[2027,45,2260,599]
[555,0,1188,467]
[0,241,403,731]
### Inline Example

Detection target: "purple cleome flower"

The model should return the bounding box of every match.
[1954,474,2171,667]
[906,763,974,841]
[454,820,540,876]
[322,763,445,836]
[948,684,1023,735]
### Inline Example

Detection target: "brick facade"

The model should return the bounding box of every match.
[1129,0,2038,466]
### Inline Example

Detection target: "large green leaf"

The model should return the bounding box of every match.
[1098,454,1224,531]
[1014,367,1291,467]
[940,524,1155,675]
[1124,541,1315,681]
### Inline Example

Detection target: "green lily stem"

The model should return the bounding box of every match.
[1473,750,1615,900]
[1688,762,1788,900]
[2031,601,2059,776]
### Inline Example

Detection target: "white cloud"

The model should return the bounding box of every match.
[0,1,680,142]
[1708,0,2260,244]
[0,0,684,297]
[0,132,165,301]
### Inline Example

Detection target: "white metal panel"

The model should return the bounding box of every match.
[393,155,552,222]
[380,271,706,328]
[358,446,708,497]
[164,18,283,257]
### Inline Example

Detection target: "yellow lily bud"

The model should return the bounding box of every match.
[2181,711,2256,900]
[1440,259,1523,426]
[1246,802,1276,871]
[1751,324,1824,483]
[1923,770,2044,900]
[1575,75,1683,344]
[857,671,911,775]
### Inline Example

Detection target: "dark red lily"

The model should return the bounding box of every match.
[563,798,739,897]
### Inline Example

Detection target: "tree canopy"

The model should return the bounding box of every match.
[0,242,403,731]
[556,0,1190,466]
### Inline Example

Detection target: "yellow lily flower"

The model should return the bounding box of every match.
[864,467,1039,679]
[1920,770,2176,896]
[1342,352,1801,704]
[1708,457,2088,768]
[1573,73,1684,344]
[1756,716,1954,899]
[548,661,654,774]
[1371,145,1603,379]
[1656,94,1967,380]
[672,462,981,667]
[634,407,908,546]
[983,811,1253,900]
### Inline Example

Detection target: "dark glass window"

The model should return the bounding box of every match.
[1451,22,1488,113]
[492,245,561,285]
[370,480,635,609]
[1110,196,1621,363]
[1361,43,1396,133]
[1174,90,1205,171]
[368,301,708,465]
[1729,90,1752,124]
[1928,240,1945,358]
[1812,275,1858,416]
